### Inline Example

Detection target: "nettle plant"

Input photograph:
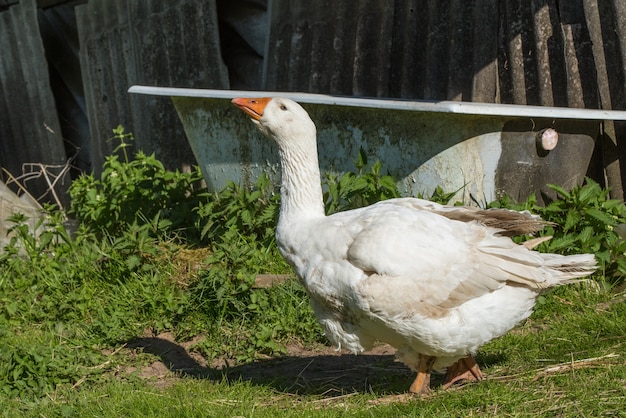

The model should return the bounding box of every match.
[324,149,400,214]
[69,126,207,241]
[491,179,626,286]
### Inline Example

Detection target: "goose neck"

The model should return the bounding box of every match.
[278,147,325,220]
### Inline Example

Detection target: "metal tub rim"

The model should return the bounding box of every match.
[128,85,626,121]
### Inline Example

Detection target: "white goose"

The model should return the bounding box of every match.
[231,96,597,394]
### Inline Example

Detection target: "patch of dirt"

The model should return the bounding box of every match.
[168,246,213,287]
[596,292,626,312]
[125,331,418,396]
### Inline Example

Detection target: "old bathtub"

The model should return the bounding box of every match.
[129,86,626,204]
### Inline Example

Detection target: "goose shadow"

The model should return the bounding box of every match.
[126,336,507,396]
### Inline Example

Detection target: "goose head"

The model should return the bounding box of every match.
[232,96,325,218]
[231,97,317,151]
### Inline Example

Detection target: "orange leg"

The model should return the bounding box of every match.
[409,354,436,395]
[442,355,484,389]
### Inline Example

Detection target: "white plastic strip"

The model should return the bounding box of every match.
[128,85,626,120]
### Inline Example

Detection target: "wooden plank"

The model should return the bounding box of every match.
[253,274,294,289]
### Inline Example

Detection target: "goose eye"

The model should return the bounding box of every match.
[280,104,288,111]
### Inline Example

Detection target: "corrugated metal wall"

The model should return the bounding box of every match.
[584,0,626,199]
[0,0,69,207]
[129,0,229,170]
[75,0,137,170]
[262,0,626,197]
[388,0,499,102]
[76,0,229,173]
[263,0,607,106]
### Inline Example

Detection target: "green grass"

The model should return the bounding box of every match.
[1,140,625,416]
[0,289,626,417]
[1,273,624,417]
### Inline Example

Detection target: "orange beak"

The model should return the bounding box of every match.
[231,97,272,121]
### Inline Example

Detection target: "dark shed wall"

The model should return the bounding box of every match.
[264,0,604,107]
[0,0,69,206]
[129,0,229,169]
[76,0,136,170]
[76,0,228,174]
[39,3,91,174]
[262,0,626,198]
[585,0,626,199]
